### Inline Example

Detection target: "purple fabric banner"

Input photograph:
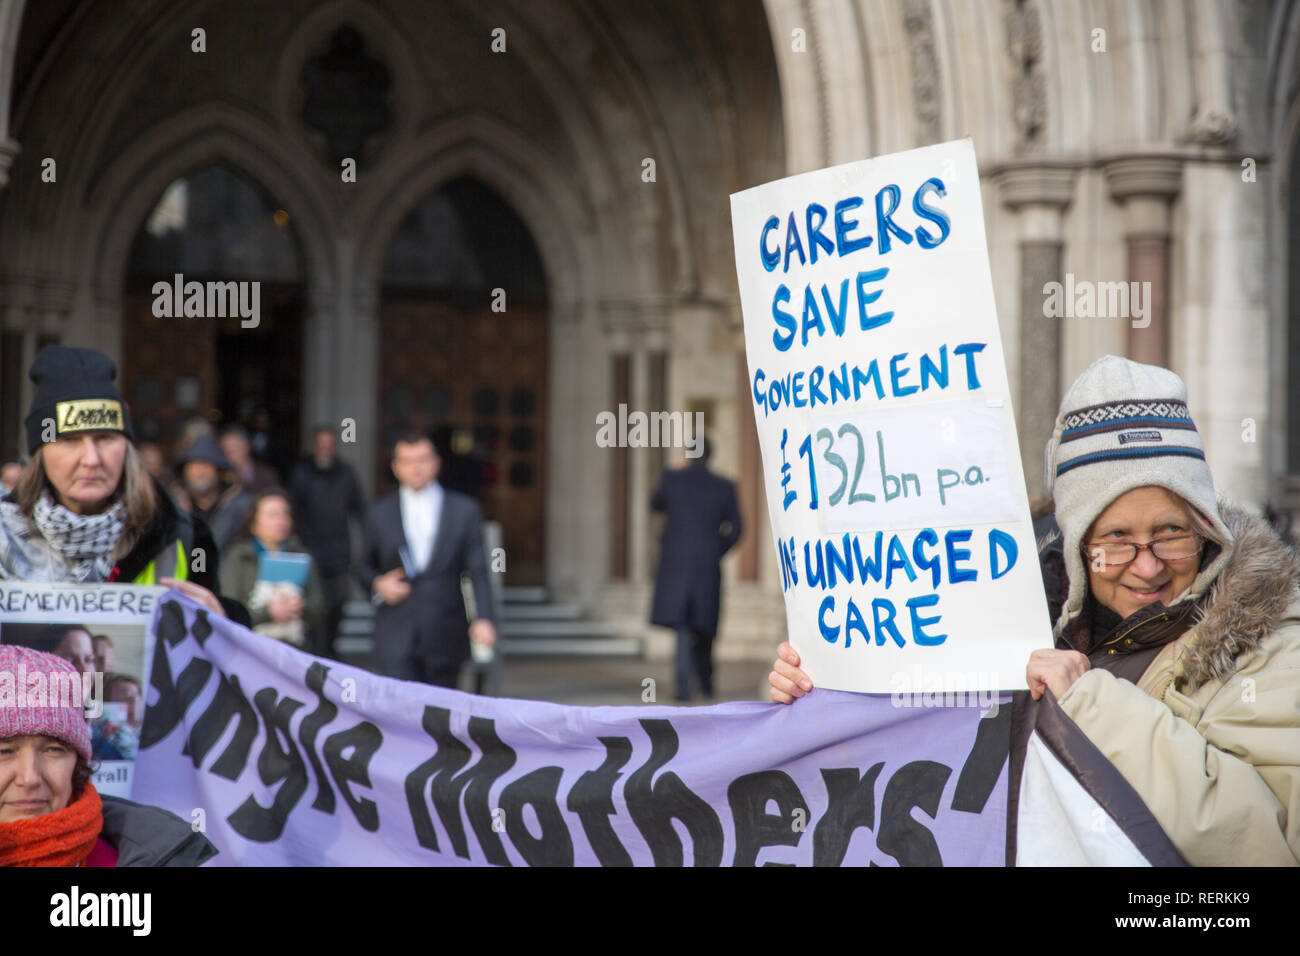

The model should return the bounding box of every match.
[133,595,1011,866]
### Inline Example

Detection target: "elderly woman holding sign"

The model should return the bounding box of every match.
[0,346,230,618]
[769,355,1300,866]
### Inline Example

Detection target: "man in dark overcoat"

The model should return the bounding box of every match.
[649,438,742,700]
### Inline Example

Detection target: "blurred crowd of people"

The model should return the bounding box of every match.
[0,346,504,873]
[167,416,362,658]
[4,413,365,660]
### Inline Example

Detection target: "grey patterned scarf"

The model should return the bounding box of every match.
[30,492,126,582]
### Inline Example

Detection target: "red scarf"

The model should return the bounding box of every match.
[0,784,103,867]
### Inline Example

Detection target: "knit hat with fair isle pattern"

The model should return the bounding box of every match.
[1042,355,1234,637]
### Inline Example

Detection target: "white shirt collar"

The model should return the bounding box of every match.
[400,481,441,501]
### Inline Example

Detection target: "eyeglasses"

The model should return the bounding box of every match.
[1082,533,1203,568]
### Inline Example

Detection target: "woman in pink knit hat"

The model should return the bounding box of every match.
[0,645,215,866]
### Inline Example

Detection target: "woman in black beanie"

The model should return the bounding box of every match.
[0,345,230,618]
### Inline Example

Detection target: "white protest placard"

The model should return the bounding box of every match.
[0,583,163,797]
[730,138,1052,693]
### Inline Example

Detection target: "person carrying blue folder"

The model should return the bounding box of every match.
[220,487,324,649]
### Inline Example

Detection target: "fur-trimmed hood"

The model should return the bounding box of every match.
[1180,502,1300,689]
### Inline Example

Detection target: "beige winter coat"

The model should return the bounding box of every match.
[1057,503,1300,865]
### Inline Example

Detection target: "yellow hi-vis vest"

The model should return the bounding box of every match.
[131,539,189,585]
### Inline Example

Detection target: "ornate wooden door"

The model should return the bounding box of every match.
[120,292,219,453]
[121,287,303,473]
[378,299,548,585]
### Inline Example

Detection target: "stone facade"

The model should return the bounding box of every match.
[0,0,1291,661]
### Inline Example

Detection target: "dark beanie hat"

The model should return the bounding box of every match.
[173,433,229,472]
[24,346,134,455]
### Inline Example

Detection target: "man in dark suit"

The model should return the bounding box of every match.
[357,433,496,687]
[648,437,742,701]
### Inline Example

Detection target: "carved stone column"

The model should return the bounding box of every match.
[301,275,336,450]
[995,163,1076,500]
[345,278,379,501]
[1103,156,1182,368]
[2,275,38,423]
[736,348,760,581]
[0,137,18,189]
[628,338,652,584]
[0,0,23,189]
[38,280,73,340]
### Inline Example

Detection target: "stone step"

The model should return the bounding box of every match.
[334,635,377,656]
[344,593,568,620]
[342,608,600,633]
[342,614,600,633]
[500,637,641,657]
[333,634,642,658]
[343,600,376,618]
[337,589,637,657]
[499,602,582,621]
[499,619,617,638]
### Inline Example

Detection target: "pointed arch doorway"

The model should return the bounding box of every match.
[378,176,549,586]
[121,164,305,475]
